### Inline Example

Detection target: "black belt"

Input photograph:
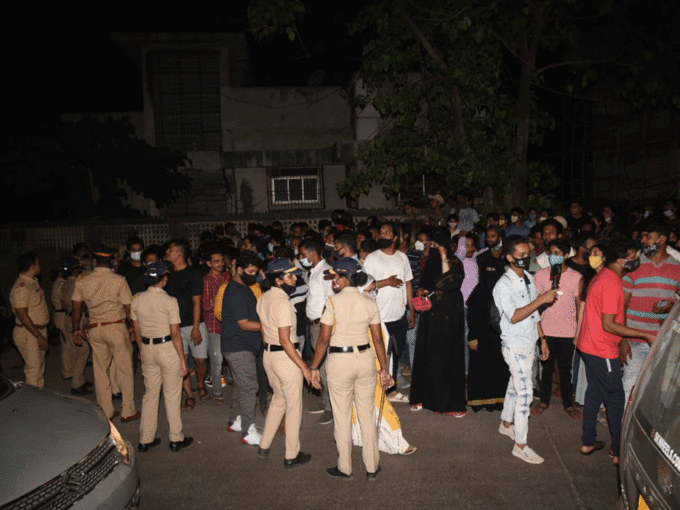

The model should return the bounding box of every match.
[328,344,370,353]
[142,336,172,345]
[306,318,320,325]
[264,342,300,352]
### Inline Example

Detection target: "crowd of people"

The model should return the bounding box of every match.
[6,192,680,475]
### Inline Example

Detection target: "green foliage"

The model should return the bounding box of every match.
[1,117,190,219]
[248,0,305,41]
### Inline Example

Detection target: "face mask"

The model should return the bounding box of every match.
[539,215,548,222]
[281,282,296,296]
[664,210,673,218]
[130,251,142,261]
[512,256,531,269]
[604,216,612,223]
[448,222,458,230]
[529,214,537,221]
[499,219,507,227]
[510,215,519,224]
[294,248,299,256]
[588,255,603,269]
[325,243,335,250]
[548,254,564,267]
[414,241,425,252]
[241,272,258,285]
[299,257,313,269]
[378,238,394,249]
[331,280,342,293]
[492,240,503,251]
[643,211,650,219]
[268,243,275,253]
[641,242,660,257]
[623,258,640,272]
[333,249,343,259]
[485,239,499,249]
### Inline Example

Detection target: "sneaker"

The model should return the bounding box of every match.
[241,424,261,446]
[445,412,466,418]
[318,410,333,425]
[410,403,423,412]
[227,415,242,432]
[498,423,515,441]
[512,444,544,464]
[204,377,213,388]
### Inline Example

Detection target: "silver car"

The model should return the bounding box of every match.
[620,301,680,510]
[0,374,139,509]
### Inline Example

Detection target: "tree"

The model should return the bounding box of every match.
[1,116,190,221]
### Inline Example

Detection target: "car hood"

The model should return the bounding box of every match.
[0,383,110,505]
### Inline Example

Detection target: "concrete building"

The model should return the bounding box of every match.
[65,32,395,219]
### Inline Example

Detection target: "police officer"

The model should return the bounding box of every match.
[310,258,393,481]
[10,253,49,387]
[72,245,139,422]
[131,262,192,453]
[256,258,312,468]
[52,256,91,394]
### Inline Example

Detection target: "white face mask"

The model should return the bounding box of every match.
[414,241,425,252]
[664,210,673,218]
[130,251,142,261]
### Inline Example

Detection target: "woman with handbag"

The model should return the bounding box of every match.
[409,229,467,416]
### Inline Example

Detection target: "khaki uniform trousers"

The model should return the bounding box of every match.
[55,312,90,388]
[88,322,136,419]
[260,349,303,459]
[326,347,379,475]
[13,326,46,388]
[139,341,184,443]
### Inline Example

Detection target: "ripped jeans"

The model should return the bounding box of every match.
[500,343,537,445]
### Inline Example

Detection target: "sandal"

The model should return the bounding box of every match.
[402,445,418,456]
[198,387,210,401]
[564,407,582,419]
[182,397,196,411]
[388,392,409,403]
[580,440,605,455]
[531,403,549,415]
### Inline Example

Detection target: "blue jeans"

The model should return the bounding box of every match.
[580,350,625,456]
[622,341,650,404]
[207,332,223,397]
[500,344,536,445]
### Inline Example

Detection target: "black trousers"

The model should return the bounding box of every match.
[538,336,575,408]
[385,312,408,392]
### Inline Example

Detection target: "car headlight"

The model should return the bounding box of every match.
[109,420,132,465]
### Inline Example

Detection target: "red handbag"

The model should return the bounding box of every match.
[412,295,432,312]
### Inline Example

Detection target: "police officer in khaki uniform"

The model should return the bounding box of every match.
[131,262,192,453]
[256,258,312,468]
[310,258,393,481]
[72,246,139,422]
[52,256,91,394]
[10,253,50,387]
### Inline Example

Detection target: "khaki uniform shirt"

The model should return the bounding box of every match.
[256,287,296,346]
[72,267,132,322]
[131,287,181,338]
[10,274,49,326]
[320,287,380,347]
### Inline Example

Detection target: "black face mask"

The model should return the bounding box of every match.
[378,238,395,249]
[623,258,640,273]
[241,272,258,285]
[512,256,531,269]
[641,242,660,257]
[281,282,296,296]
[333,249,343,259]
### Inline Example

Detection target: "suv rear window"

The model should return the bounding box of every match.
[635,314,680,462]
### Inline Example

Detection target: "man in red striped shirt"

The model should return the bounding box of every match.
[203,247,231,403]
[620,220,680,403]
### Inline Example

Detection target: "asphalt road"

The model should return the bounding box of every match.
[2,345,620,510]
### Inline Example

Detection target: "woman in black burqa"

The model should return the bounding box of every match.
[409,229,467,415]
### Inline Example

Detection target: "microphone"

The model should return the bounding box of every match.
[550,263,562,290]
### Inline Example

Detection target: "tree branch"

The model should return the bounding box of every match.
[534,60,606,76]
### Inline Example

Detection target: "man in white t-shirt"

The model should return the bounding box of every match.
[363,222,415,401]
